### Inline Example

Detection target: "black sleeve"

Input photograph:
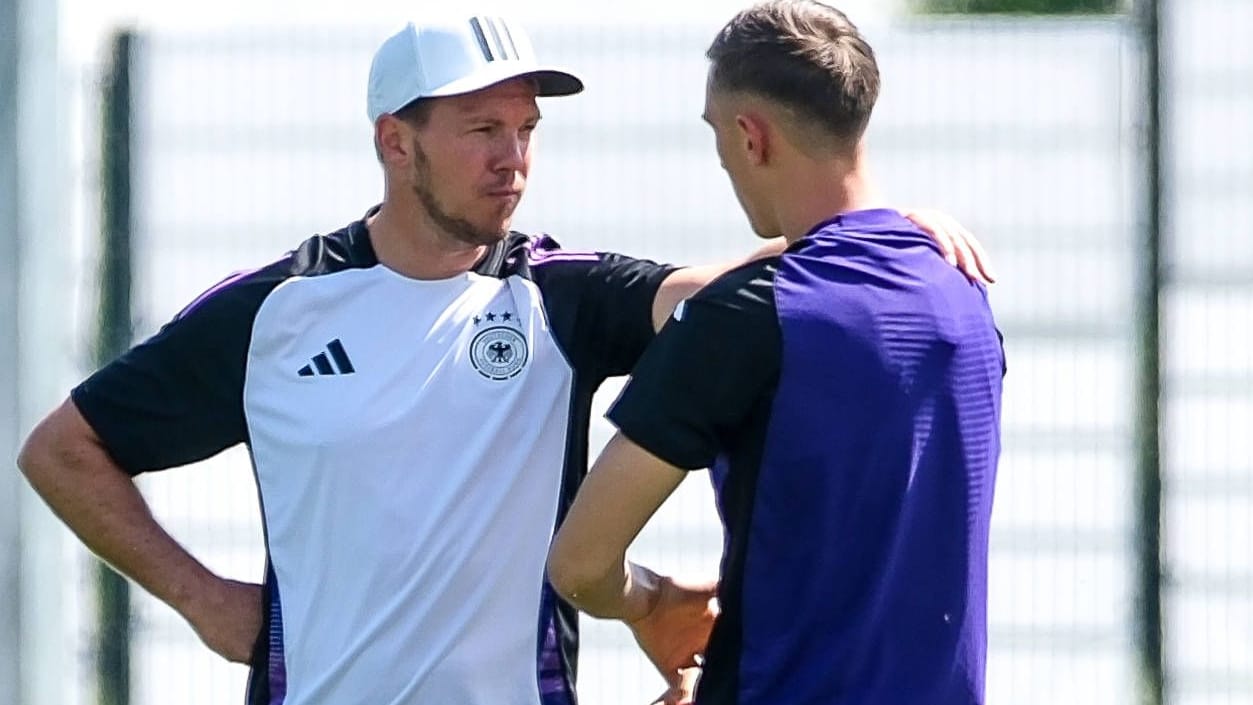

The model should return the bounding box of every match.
[71,267,284,475]
[997,327,1008,377]
[606,259,782,470]
[528,236,677,379]
[977,283,1008,377]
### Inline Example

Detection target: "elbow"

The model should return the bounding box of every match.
[546,540,610,613]
[16,400,106,491]
[545,542,586,605]
[16,418,56,484]
[17,424,81,505]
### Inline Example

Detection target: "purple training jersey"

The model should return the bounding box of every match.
[610,209,1005,705]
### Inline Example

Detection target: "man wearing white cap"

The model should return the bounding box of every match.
[17,12,991,705]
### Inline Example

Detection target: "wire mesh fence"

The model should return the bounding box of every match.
[1163,1,1253,703]
[54,3,1253,703]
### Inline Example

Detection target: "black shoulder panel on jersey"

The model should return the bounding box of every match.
[72,217,379,475]
[288,217,378,276]
[687,257,779,313]
[521,234,676,382]
[608,257,783,470]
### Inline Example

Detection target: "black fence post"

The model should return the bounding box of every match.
[96,29,135,705]
[1134,0,1166,703]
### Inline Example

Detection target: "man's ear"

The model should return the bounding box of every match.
[734,112,770,167]
[374,115,413,165]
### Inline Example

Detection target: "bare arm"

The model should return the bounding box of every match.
[651,211,995,332]
[547,433,685,618]
[17,399,261,663]
[650,238,786,332]
[548,433,717,699]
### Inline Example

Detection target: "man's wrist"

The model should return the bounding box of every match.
[164,564,223,622]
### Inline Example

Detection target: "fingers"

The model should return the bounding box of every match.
[904,208,997,285]
[673,667,701,705]
[928,210,978,282]
[939,212,995,284]
[650,667,702,705]
[947,222,980,283]
[904,209,954,264]
[965,228,998,284]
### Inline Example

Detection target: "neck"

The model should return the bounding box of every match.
[773,146,884,243]
[367,191,487,280]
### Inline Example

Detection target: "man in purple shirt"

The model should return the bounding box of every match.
[547,2,1006,704]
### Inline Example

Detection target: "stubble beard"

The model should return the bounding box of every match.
[412,140,512,248]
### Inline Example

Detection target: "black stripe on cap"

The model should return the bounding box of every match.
[469,17,495,61]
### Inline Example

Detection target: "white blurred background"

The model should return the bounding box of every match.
[2,1,1250,704]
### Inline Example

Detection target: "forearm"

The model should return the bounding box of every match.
[18,407,219,617]
[746,236,787,262]
[678,238,786,289]
[651,237,787,331]
[556,559,662,622]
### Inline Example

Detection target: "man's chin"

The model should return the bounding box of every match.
[484,220,512,240]
[458,223,510,247]
[489,212,517,238]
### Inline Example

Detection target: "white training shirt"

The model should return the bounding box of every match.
[72,211,674,705]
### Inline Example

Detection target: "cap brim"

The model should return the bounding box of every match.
[424,62,584,99]
[528,69,585,97]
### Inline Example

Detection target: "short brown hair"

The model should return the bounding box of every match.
[706,0,880,147]
[393,98,435,128]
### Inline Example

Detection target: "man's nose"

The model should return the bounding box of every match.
[495,134,527,172]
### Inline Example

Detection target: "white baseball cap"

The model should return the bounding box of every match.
[367,15,585,123]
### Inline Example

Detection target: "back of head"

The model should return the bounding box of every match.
[706,0,880,151]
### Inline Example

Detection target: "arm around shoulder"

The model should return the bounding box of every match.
[650,237,787,332]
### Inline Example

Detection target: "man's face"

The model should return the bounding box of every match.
[407,78,541,247]
[703,75,771,239]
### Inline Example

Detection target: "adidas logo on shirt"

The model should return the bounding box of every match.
[298,339,356,377]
